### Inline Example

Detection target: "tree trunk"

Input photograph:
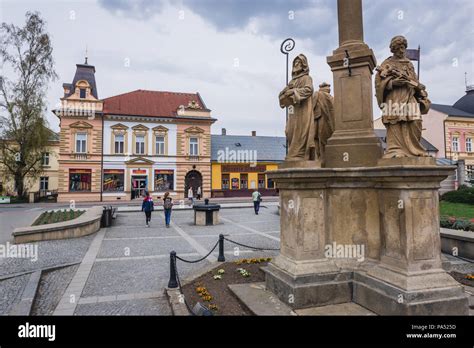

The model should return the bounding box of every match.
[15,173,25,198]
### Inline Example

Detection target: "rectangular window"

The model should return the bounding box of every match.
[76,133,87,153]
[42,152,50,166]
[240,173,248,189]
[135,135,145,154]
[155,170,174,191]
[69,169,91,192]
[80,88,86,98]
[452,136,459,152]
[221,174,230,190]
[155,136,165,155]
[114,134,124,154]
[189,137,199,156]
[231,177,239,190]
[467,165,474,181]
[103,169,124,192]
[466,138,472,152]
[258,174,265,189]
[267,178,275,189]
[40,177,49,191]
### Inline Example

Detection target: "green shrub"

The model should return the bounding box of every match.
[441,187,474,205]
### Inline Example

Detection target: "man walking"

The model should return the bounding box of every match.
[252,189,262,215]
[141,191,154,227]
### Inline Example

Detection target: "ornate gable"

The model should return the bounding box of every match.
[125,156,155,165]
[111,123,129,130]
[184,126,205,134]
[69,121,93,129]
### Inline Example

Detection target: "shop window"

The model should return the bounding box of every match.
[258,174,265,189]
[222,174,230,190]
[231,177,239,190]
[69,169,91,192]
[240,173,248,189]
[103,170,124,192]
[155,170,174,191]
[267,178,275,189]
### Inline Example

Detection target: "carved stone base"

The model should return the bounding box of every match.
[264,164,470,314]
[353,271,468,315]
[263,259,352,309]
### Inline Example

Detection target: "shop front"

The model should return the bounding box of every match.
[211,163,279,198]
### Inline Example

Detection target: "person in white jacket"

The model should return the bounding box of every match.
[188,187,194,206]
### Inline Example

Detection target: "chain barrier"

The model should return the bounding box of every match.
[175,240,219,263]
[168,233,280,315]
[223,236,280,251]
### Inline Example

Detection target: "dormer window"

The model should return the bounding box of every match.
[80,88,86,98]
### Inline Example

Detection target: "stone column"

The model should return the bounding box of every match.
[324,0,383,168]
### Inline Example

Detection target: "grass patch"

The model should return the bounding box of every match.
[440,201,474,219]
[32,209,85,226]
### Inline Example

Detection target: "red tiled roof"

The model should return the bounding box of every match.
[103,89,207,117]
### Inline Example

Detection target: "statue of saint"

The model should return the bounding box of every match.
[310,82,335,163]
[279,54,314,161]
[375,35,431,158]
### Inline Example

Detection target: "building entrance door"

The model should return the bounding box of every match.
[184,170,202,198]
[131,176,147,199]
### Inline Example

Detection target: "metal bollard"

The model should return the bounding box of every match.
[168,251,178,288]
[217,234,225,262]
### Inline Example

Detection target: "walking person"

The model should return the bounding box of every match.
[252,189,262,215]
[141,191,154,227]
[163,192,173,228]
[188,187,194,206]
[197,186,202,200]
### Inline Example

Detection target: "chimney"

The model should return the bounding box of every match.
[251,131,256,136]
[221,128,227,136]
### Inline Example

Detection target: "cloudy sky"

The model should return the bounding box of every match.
[1,0,473,135]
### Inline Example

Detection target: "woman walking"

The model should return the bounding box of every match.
[141,191,154,227]
[163,191,173,228]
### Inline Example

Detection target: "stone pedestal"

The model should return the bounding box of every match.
[264,164,469,314]
[323,1,383,168]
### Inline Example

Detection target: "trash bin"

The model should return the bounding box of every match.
[101,206,113,227]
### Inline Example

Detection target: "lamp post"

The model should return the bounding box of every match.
[280,38,295,155]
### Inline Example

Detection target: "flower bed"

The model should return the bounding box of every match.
[181,258,271,315]
[440,216,474,232]
[32,209,85,226]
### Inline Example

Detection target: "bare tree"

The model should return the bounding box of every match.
[0,11,57,198]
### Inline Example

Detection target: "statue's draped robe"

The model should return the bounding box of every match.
[279,73,314,161]
[375,57,430,158]
[311,90,335,160]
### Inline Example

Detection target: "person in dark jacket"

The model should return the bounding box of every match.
[141,191,154,227]
[163,191,173,228]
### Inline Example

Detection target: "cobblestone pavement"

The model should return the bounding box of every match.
[0,274,30,315]
[31,265,80,315]
[55,206,280,315]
